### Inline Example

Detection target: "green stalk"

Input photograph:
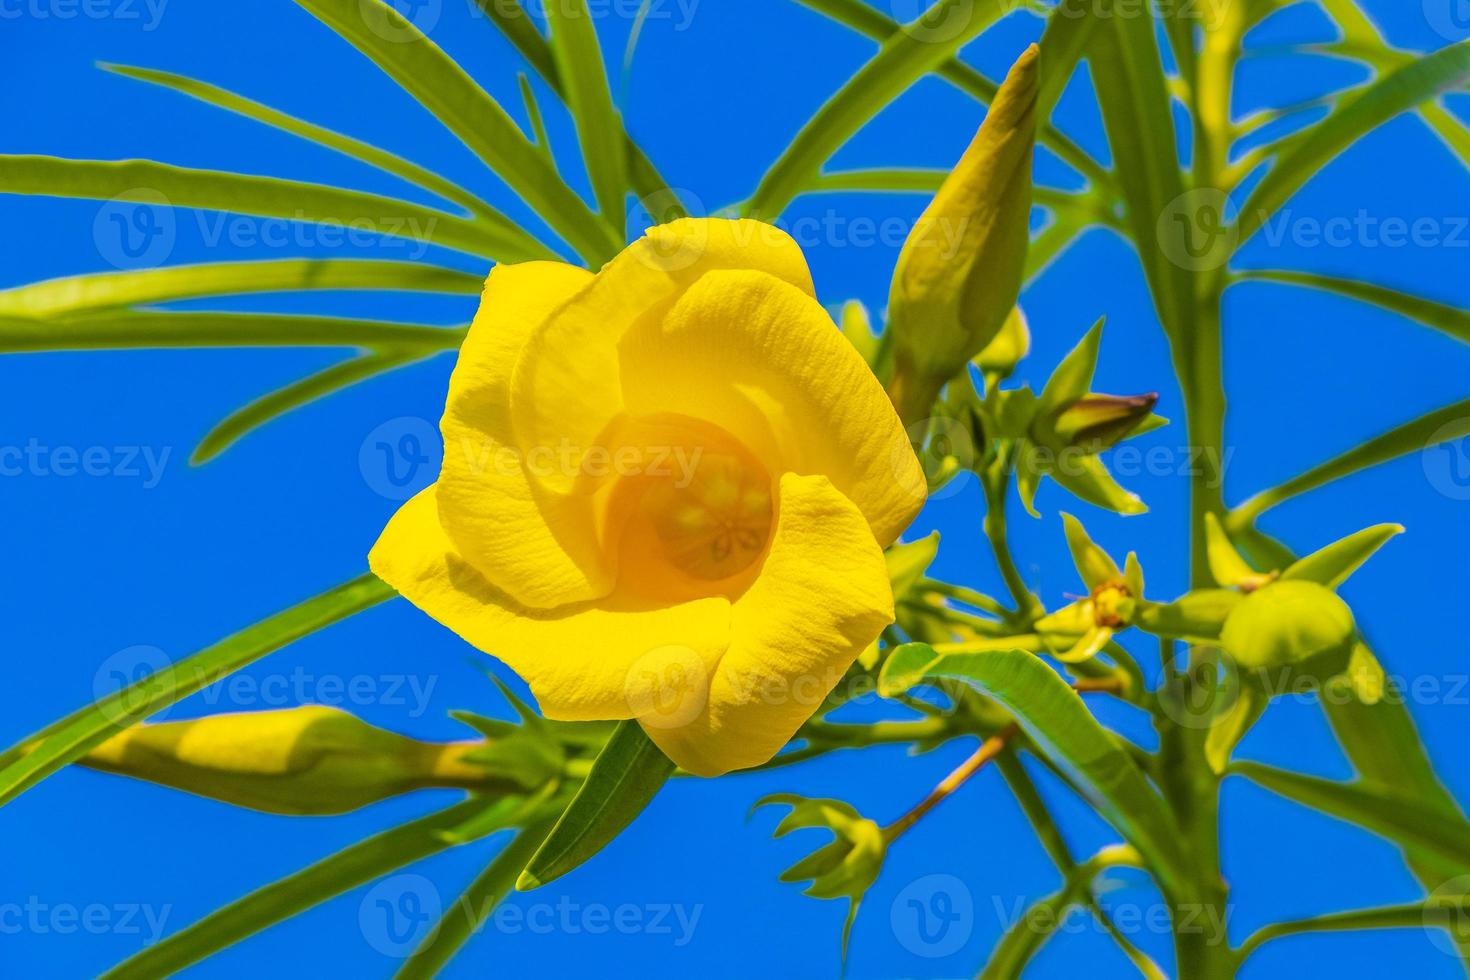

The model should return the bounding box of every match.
[1164,4,1245,976]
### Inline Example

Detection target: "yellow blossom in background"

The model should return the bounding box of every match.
[371,218,925,776]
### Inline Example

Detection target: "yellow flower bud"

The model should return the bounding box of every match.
[79,706,529,815]
[887,45,1039,422]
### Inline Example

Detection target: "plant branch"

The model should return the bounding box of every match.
[883,724,1018,843]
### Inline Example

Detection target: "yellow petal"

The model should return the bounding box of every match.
[370,486,731,721]
[643,473,893,776]
[509,219,815,496]
[436,261,617,609]
[619,269,926,547]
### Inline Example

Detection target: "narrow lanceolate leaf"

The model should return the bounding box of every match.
[1315,0,1470,172]
[1085,0,1193,361]
[1236,40,1470,246]
[101,63,501,222]
[0,259,483,319]
[395,819,556,980]
[544,0,627,236]
[1032,0,1103,121]
[1232,762,1470,872]
[102,795,536,980]
[518,720,676,889]
[1231,398,1470,523]
[469,0,684,218]
[0,311,465,354]
[1235,269,1470,347]
[745,0,1010,220]
[294,0,622,264]
[1238,901,1470,964]
[789,0,1112,189]
[192,349,429,464]
[0,574,393,807]
[0,155,544,261]
[904,650,1188,897]
[980,886,1075,979]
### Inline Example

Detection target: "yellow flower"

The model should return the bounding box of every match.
[370,219,925,776]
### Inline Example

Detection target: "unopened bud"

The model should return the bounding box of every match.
[78,706,533,815]
[1051,392,1160,450]
[886,44,1039,422]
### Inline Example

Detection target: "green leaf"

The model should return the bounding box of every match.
[1231,398,1470,524]
[0,155,542,261]
[294,0,621,264]
[745,0,1011,220]
[102,795,536,979]
[1235,268,1470,347]
[790,0,1113,189]
[1238,899,1470,966]
[900,650,1188,897]
[469,0,684,219]
[1280,523,1404,589]
[886,532,941,602]
[1315,0,1470,172]
[0,310,465,355]
[0,574,393,807]
[1232,761,1470,871]
[395,819,556,980]
[1236,41,1470,247]
[980,886,1076,979]
[1085,2,1193,366]
[518,719,675,889]
[877,641,940,698]
[544,0,627,236]
[101,62,500,223]
[1032,0,1103,121]
[192,349,429,464]
[0,258,483,319]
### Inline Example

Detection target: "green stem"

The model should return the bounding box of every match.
[982,454,1042,624]
[1165,6,1244,977]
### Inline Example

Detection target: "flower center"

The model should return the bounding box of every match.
[602,414,777,601]
[641,451,773,581]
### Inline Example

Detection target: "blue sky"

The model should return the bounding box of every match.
[2,0,1469,976]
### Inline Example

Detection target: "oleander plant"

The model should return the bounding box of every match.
[3,0,1470,976]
